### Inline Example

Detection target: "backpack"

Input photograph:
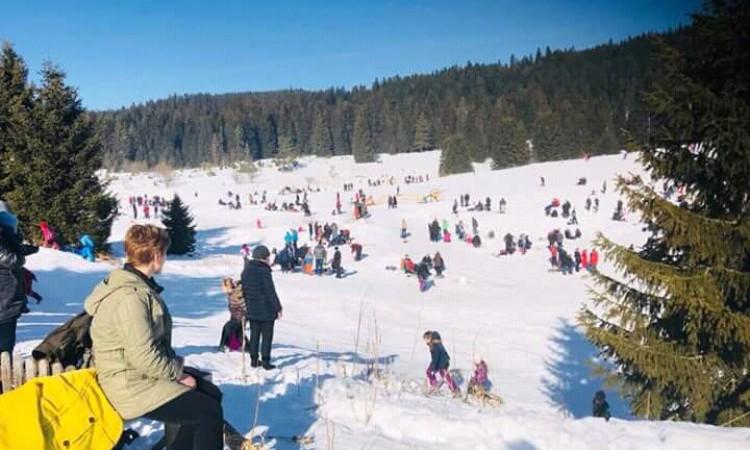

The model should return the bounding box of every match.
[32,283,128,368]
[32,311,94,368]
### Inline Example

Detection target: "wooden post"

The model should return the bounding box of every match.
[24,358,37,384]
[0,352,11,393]
[51,361,63,375]
[241,318,247,381]
[12,353,24,389]
[37,359,50,377]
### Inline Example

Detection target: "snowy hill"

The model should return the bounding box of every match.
[16,151,750,449]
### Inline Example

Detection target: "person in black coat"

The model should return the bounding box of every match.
[0,202,38,353]
[331,247,343,278]
[433,252,445,277]
[241,245,283,369]
[592,390,611,421]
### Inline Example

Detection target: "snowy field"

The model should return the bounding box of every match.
[14,151,750,449]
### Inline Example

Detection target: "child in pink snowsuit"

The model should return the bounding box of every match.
[468,359,489,394]
[424,331,458,394]
[39,220,60,250]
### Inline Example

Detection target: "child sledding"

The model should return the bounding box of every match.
[466,358,502,407]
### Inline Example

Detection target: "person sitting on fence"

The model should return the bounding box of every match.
[84,224,224,450]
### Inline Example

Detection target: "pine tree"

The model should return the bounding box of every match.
[579,1,750,426]
[352,103,376,163]
[5,61,117,250]
[311,108,334,156]
[438,134,473,176]
[0,42,33,198]
[490,101,529,169]
[413,112,433,152]
[162,194,196,255]
[275,135,296,169]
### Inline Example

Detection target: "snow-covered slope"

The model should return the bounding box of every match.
[16,151,750,449]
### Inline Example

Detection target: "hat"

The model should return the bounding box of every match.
[0,200,18,233]
[252,245,271,260]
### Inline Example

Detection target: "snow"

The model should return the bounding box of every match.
[15,151,750,449]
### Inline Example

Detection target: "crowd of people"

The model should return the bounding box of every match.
[128,194,169,218]
[400,251,445,291]
[404,174,430,184]
[0,160,628,447]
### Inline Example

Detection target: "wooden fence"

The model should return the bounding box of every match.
[0,351,73,394]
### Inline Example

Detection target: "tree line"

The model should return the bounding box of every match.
[94,28,687,172]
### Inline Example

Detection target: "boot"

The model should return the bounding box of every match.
[251,357,260,368]
[261,360,276,370]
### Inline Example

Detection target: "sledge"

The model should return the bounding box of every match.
[465,386,503,408]
[224,420,266,450]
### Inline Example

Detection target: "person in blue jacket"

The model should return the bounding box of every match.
[290,228,299,252]
[79,234,96,262]
[423,330,458,394]
[283,229,293,247]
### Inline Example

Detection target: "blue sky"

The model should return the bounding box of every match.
[0,0,700,110]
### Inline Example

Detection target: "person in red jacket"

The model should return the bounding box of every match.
[581,249,589,270]
[589,249,599,271]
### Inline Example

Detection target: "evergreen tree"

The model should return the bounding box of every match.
[491,116,528,169]
[5,61,116,250]
[579,1,750,426]
[275,135,297,169]
[439,134,473,176]
[311,108,334,156]
[0,42,33,198]
[489,101,529,169]
[352,103,376,162]
[162,194,196,255]
[413,112,433,152]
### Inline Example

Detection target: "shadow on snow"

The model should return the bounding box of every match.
[542,319,631,420]
[18,263,236,345]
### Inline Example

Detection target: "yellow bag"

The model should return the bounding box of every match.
[0,368,123,450]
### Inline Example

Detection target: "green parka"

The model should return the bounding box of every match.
[83,267,189,420]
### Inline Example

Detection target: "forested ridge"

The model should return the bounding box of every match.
[95,28,686,169]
